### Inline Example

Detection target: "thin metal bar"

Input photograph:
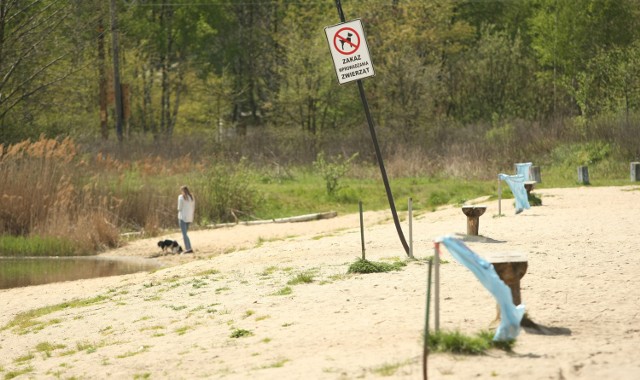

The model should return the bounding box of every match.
[434,242,440,332]
[423,257,433,380]
[409,198,413,259]
[498,176,502,216]
[359,200,365,260]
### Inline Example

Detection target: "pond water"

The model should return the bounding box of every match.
[0,256,163,290]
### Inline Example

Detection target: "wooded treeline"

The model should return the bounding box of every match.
[1,0,640,161]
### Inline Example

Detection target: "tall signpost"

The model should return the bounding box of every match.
[325,1,410,256]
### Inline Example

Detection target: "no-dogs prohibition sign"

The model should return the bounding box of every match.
[333,27,360,55]
[325,19,375,85]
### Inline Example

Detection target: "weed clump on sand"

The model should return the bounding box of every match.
[528,193,542,206]
[347,258,407,274]
[287,271,314,285]
[230,328,253,338]
[427,330,514,354]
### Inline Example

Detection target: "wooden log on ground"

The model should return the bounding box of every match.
[206,211,338,229]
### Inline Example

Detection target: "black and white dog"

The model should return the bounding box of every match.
[157,239,183,254]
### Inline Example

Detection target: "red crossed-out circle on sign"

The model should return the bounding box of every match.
[333,27,360,55]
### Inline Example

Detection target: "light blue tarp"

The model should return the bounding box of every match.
[499,173,530,214]
[515,162,532,181]
[436,236,525,341]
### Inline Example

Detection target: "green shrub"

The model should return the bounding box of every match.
[200,159,263,223]
[551,141,613,166]
[313,152,358,196]
[528,193,542,206]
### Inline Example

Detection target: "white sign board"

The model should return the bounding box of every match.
[324,19,375,85]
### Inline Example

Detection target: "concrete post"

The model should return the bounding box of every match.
[630,162,640,182]
[578,166,590,185]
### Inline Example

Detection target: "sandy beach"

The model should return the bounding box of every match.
[1,185,639,379]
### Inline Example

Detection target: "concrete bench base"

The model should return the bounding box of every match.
[461,205,487,236]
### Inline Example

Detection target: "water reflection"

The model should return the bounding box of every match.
[0,256,163,290]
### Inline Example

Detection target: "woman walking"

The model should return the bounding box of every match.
[178,185,195,253]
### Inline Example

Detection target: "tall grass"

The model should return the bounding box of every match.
[0,118,637,257]
[0,236,77,256]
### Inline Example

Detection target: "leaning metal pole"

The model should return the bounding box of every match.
[334,0,410,256]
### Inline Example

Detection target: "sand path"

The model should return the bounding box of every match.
[1,186,639,379]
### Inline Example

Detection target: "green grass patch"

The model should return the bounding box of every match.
[76,340,102,354]
[243,310,255,318]
[194,269,220,277]
[140,325,164,332]
[259,266,279,277]
[254,171,496,218]
[286,271,314,285]
[260,358,289,369]
[370,360,411,377]
[230,328,253,338]
[116,345,149,358]
[4,366,33,379]
[34,342,66,357]
[174,326,192,335]
[13,354,34,364]
[0,235,80,257]
[1,295,108,334]
[270,286,293,296]
[215,286,230,294]
[347,258,407,274]
[191,279,208,289]
[427,330,515,355]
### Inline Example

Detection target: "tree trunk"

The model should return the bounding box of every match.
[141,65,157,137]
[160,2,174,137]
[110,0,124,142]
[97,18,108,140]
[0,0,6,71]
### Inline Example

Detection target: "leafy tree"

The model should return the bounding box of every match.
[574,42,640,122]
[448,26,540,122]
[219,0,282,133]
[456,0,535,42]
[272,0,340,135]
[361,1,465,140]
[529,0,640,117]
[123,0,194,138]
[0,0,103,142]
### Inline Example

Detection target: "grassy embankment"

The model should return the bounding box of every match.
[0,137,635,257]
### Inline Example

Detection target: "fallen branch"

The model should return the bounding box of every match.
[206,211,337,229]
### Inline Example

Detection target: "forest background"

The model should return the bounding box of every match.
[1,0,640,255]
